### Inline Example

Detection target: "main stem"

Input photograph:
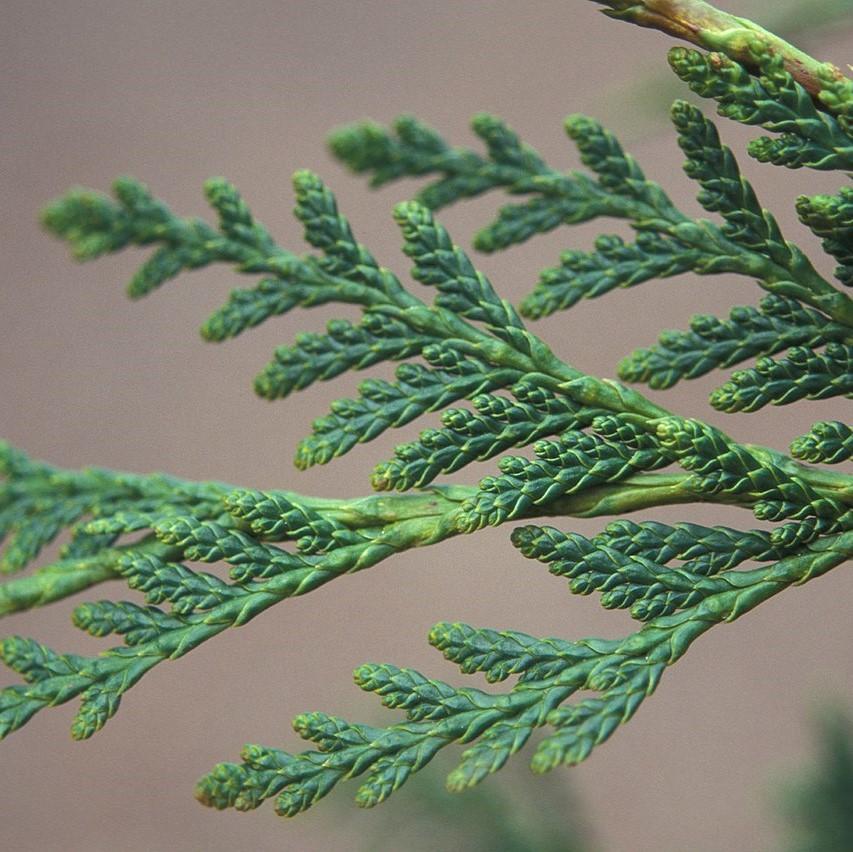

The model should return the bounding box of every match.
[586,0,852,98]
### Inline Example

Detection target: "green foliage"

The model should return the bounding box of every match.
[619,295,847,390]
[511,518,784,621]
[521,231,700,319]
[796,187,853,286]
[0,449,477,740]
[194,532,850,815]
[0,440,226,614]
[4,0,853,829]
[667,43,853,171]
[373,383,592,492]
[329,112,620,252]
[456,419,669,533]
[791,421,853,465]
[332,97,853,341]
[710,343,853,413]
[778,709,853,852]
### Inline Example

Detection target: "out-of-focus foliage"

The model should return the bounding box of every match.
[777,709,853,852]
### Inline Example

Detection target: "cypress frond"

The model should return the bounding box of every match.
[667,45,853,171]
[521,232,701,319]
[8,0,853,827]
[619,295,848,390]
[710,343,853,413]
[295,358,522,470]
[790,421,853,465]
[373,387,589,492]
[458,429,667,532]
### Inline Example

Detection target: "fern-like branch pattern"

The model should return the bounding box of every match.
[3,0,852,823]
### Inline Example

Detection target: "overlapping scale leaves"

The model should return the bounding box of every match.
[11,13,853,824]
[654,417,853,547]
[43,170,430,412]
[330,112,632,252]
[194,414,853,818]
[289,197,550,469]
[710,343,853,413]
[618,100,853,407]
[0,448,478,741]
[372,380,597,492]
[0,440,227,617]
[191,409,853,818]
[196,530,851,816]
[667,44,853,172]
[332,110,728,321]
[797,187,853,287]
[619,295,850,391]
[45,169,580,469]
[511,520,784,622]
[790,422,853,465]
[330,61,853,408]
[455,416,669,533]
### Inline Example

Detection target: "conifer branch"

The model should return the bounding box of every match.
[331,108,853,326]
[196,531,851,815]
[5,0,852,826]
[587,0,852,102]
[668,45,853,172]
[619,295,852,390]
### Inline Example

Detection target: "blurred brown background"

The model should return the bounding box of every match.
[2,1,852,850]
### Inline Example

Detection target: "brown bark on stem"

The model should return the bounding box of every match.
[588,0,850,100]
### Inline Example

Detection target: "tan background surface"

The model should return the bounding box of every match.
[2,2,852,850]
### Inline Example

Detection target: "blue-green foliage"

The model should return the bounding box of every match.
[0,445,481,740]
[710,343,853,413]
[4,3,852,824]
